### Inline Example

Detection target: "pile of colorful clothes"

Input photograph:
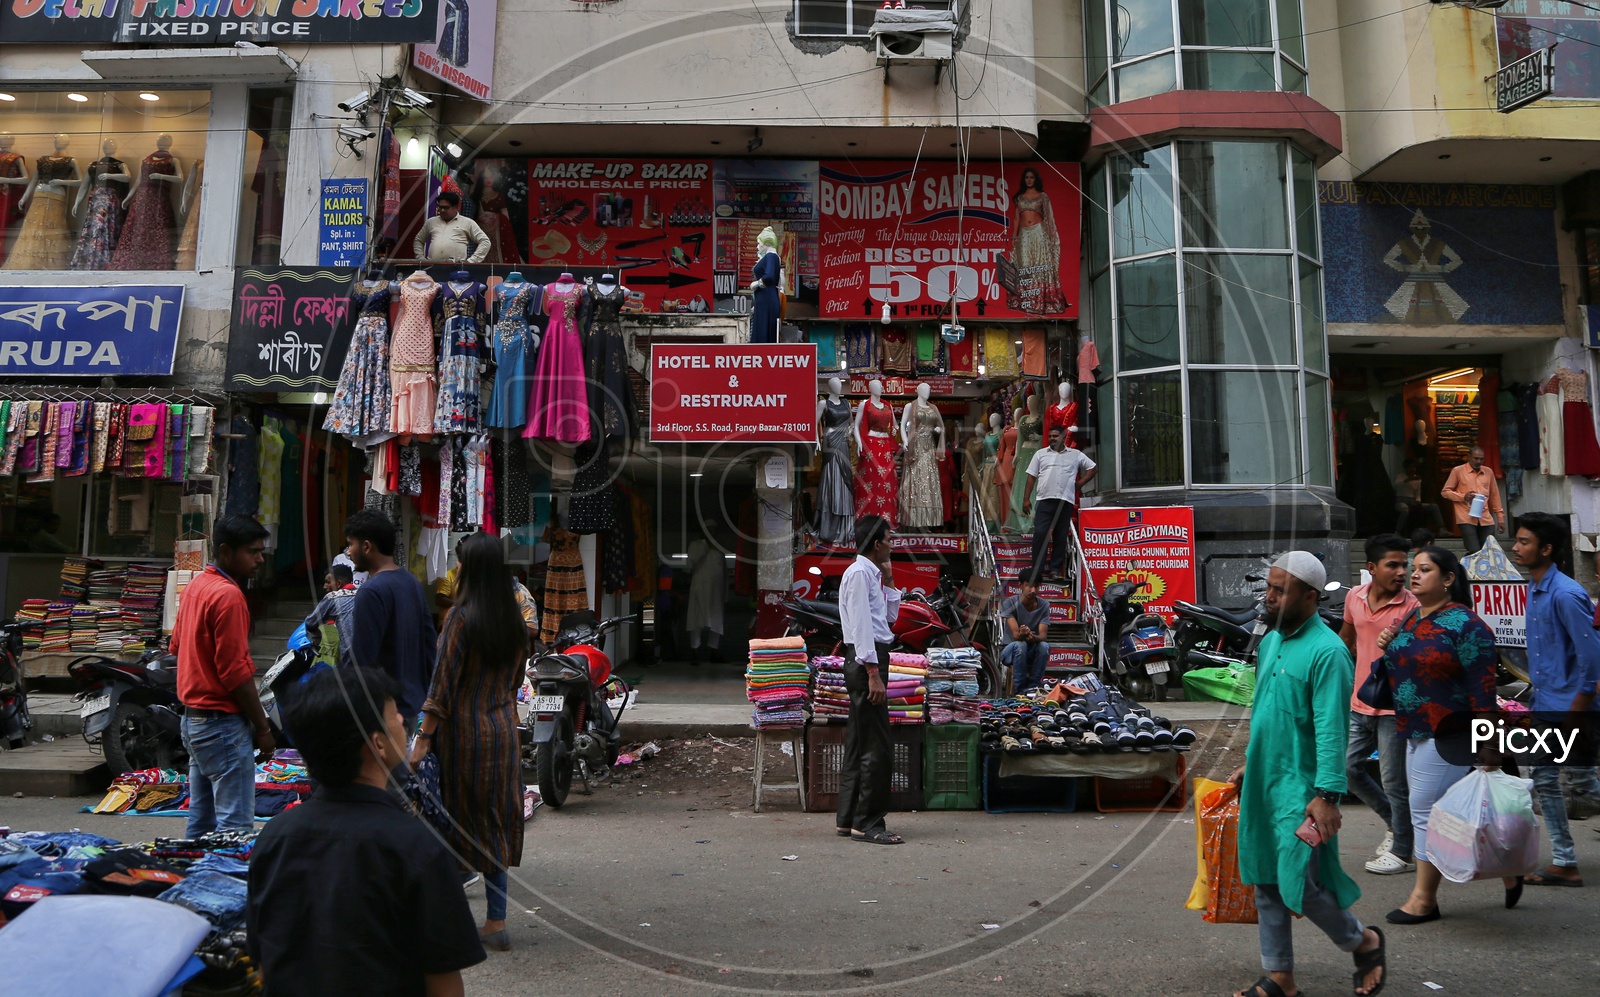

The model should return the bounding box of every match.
[810,655,849,721]
[925,647,984,724]
[886,652,927,724]
[745,636,810,729]
[84,753,314,820]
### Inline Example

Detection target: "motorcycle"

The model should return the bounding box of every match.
[523,611,636,809]
[0,619,40,750]
[1099,579,1179,700]
[68,646,187,775]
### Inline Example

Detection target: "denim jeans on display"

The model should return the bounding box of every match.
[187,853,251,878]
[158,869,249,931]
[1346,712,1413,859]
[1002,640,1050,692]
[1253,847,1366,972]
[181,713,257,838]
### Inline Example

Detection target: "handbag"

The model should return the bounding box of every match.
[399,750,454,836]
[1356,609,1419,711]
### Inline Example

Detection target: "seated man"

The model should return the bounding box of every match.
[248,667,485,997]
[1000,568,1051,694]
[302,563,358,667]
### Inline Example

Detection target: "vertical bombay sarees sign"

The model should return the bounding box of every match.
[227,267,357,392]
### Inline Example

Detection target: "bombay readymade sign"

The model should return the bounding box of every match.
[0,285,183,376]
[649,343,817,444]
[0,0,439,44]
[1078,506,1197,621]
[817,160,1080,321]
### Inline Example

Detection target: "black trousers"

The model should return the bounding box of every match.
[1460,522,1495,555]
[1032,498,1075,578]
[837,642,893,834]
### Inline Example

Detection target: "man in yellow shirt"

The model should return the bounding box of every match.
[1439,446,1505,554]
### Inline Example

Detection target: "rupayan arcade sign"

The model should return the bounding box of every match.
[1496,45,1556,114]
[0,0,440,44]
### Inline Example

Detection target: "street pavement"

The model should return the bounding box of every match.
[5,736,1597,995]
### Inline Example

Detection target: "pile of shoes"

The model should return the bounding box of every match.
[977,689,1197,756]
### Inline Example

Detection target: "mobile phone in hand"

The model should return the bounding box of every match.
[1295,816,1327,848]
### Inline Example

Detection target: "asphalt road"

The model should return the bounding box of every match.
[5,743,1598,995]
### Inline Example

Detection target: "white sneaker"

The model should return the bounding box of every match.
[1375,829,1394,858]
[1365,850,1416,875]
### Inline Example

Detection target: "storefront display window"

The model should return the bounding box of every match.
[1121,372,1184,488]
[1189,370,1301,485]
[1087,0,1310,105]
[1497,12,1600,100]
[0,88,210,273]
[238,87,294,269]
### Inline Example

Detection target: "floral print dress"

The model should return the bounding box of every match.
[433,280,488,434]
[69,156,129,271]
[323,280,393,441]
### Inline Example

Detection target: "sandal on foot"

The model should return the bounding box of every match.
[854,829,904,845]
[1352,925,1386,996]
[1232,975,1298,997]
[836,827,853,837]
[1506,876,1524,909]
[480,928,511,952]
[1525,867,1584,887]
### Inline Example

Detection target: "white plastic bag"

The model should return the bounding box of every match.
[1426,768,1541,884]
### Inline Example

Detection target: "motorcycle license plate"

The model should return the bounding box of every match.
[1252,621,1268,636]
[1145,660,1170,675]
[531,695,565,714]
[80,694,111,718]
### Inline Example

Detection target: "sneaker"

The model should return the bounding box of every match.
[1376,829,1394,859]
[1567,793,1600,820]
[462,872,483,889]
[1365,851,1416,876]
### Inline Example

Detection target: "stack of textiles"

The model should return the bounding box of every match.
[886,652,927,724]
[928,646,982,696]
[15,599,50,648]
[811,655,849,721]
[746,635,810,729]
[121,562,165,649]
[58,556,99,602]
[37,601,75,652]
[67,606,100,651]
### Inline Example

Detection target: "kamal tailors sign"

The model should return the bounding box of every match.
[0,0,440,44]
[650,343,817,444]
[0,285,183,375]
[1472,582,1527,648]
[1078,506,1198,621]
[817,160,1080,321]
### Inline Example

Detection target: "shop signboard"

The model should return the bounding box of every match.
[226,267,355,392]
[412,0,496,100]
[526,158,715,313]
[0,284,183,376]
[793,554,941,599]
[1471,581,1527,648]
[649,343,817,444]
[1078,506,1197,621]
[0,0,439,44]
[817,160,1080,321]
[319,178,368,268]
[1496,45,1555,113]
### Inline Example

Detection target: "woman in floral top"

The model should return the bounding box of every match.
[1377,545,1513,926]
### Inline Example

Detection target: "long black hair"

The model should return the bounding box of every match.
[1416,545,1471,606]
[1018,167,1042,193]
[452,532,527,674]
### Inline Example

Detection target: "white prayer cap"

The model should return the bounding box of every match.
[1273,550,1326,592]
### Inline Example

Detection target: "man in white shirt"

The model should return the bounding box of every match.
[836,515,903,845]
[413,191,490,263]
[1022,425,1097,584]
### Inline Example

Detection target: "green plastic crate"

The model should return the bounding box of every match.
[922,723,981,810]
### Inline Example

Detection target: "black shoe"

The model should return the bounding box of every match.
[1385,906,1441,925]
[1506,876,1524,909]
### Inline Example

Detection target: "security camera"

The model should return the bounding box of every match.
[338,124,375,142]
[338,90,371,114]
[396,87,433,108]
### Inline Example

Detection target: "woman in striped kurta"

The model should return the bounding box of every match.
[421,532,527,951]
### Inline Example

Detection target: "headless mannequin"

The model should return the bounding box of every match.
[0,132,28,196]
[1045,380,1078,447]
[900,382,942,446]
[20,133,81,210]
[74,138,129,214]
[853,378,897,450]
[122,132,182,209]
[817,376,844,455]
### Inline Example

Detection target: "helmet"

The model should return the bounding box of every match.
[566,643,610,686]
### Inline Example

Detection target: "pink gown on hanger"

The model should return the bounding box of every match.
[523,280,591,444]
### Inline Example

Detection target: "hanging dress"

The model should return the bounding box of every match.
[389,275,440,440]
[995,423,1018,523]
[966,434,999,527]
[854,400,899,528]
[0,149,25,266]
[433,280,488,435]
[1007,412,1045,532]
[109,149,179,271]
[568,438,616,533]
[539,526,590,645]
[585,283,637,440]
[174,159,203,270]
[815,398,855,545]
[68,155,129,271]
[523,280,590,444]
[486,281,540,429]
[323,280,394,441]
[899,402,945,529]
[3,155,76,271]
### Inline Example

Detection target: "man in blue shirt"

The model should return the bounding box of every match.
[1512,512,1600,888]
[344,510,437,729]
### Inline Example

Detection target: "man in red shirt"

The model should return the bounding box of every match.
[169,515,274,837]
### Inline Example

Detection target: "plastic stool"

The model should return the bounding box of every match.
[752,728,806,813]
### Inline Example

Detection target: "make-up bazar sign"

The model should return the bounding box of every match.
[0,0,440,44]
[650,343,818,444]
[1078,506,1197,622]
[0,285,183,376]
[227,267,355,392]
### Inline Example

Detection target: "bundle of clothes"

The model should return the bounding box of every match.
[85,753,314,820]
[885,652,928,724]
[925,647,983,724]
[745,636,811,729]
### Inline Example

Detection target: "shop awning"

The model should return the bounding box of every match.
[81,46,299,84]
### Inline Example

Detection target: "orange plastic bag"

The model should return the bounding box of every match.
[1199,783,1258,924]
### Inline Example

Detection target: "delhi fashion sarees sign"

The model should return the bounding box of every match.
[1078,506,1197,622]
[0,284,183,375]
[226,267,356,392]
[0,0,439,44]
[816,160,1081,322]
[649,343,817,444]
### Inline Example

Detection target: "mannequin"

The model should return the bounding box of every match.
[898,382,945,529]
[1007,394,1046,533]
[995,408,1019,528]
[853,378,899,527]
[110,132,181,271]
[174,155,205,270]
[433,270,489,434]
[323,266,396,442]
[252,130,288,265]
[487,271,542,429]
[0,132,27,266]
[3,133,80,271]
[585,271,637,440]
[524,273,592,443]
[69,138,130,271]
[966,418,1000,528]
[684,537,726,665]
[389,269,440,442]
[815,376,855,545]
[749,225,781,344]
[1045,381,1078,448]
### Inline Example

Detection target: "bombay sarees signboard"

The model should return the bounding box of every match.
[649,343,817,444]
[226,267,355,392]
[0,0,440,44]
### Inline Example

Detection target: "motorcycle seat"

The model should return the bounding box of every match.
[148,668,178,687]
[1174,600,1258,627]
[790,598,842,621]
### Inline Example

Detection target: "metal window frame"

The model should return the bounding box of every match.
[1095,0,1312,101]
[792,0,957,39]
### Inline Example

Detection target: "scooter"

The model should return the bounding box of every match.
[68,646,187,776]
[1099,580,1179,700]
[523,611,637,809]
[0,619,39,750]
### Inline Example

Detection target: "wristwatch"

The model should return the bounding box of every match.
[1313,788,1341,805]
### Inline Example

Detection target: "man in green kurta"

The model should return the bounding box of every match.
[1229,552,1388,997]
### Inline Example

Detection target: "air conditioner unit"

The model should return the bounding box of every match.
[875,30,954,63]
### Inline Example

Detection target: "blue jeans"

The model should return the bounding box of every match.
[1533,762,1600,868]
[181,713,257,838]
[1405,737,1470,865]
[487,870,509,921]
[1253,846,1366,972]
[1002,640,1049,692]
[1346,713,1413,860]
[158,869,249,931]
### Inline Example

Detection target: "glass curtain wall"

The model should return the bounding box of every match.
[1084,139,1329,490]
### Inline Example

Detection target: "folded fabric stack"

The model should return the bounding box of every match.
[121,562,166,649]
[58,556,98,602]
[15,599,50,648]
[928,646,982,697]
[887,652,928,724]
[927,690,954,724]
[37,601,75,652]
[68,606,100,651]
[811,655,849,721]
[747,636,810,729]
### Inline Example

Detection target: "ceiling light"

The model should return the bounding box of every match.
[1442,342,1472,350]
[977,364,987,376]
[1539,156,1553,162]
[138,92,160,102]
[689,471,704,478]
[67,92,89,102]
[311,392,328,405]
[1437,153,1451,160]
[405,137,418,153]
[508,139,522,148]
[710,140,721,146]
[808,566,823,576]
[1014,340,1022,345]
[747,129,763,154]
[846,141,858,147]
[446,141,462,157]
[0,93,17,102]
[1350,342,1386,349]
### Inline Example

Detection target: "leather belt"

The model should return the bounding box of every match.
[183,706,238,721]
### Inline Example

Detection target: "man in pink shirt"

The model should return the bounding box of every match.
[1339,534,1420,876]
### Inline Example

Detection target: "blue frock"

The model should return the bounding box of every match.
[487,280,541,429]
[750,251,780,344]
